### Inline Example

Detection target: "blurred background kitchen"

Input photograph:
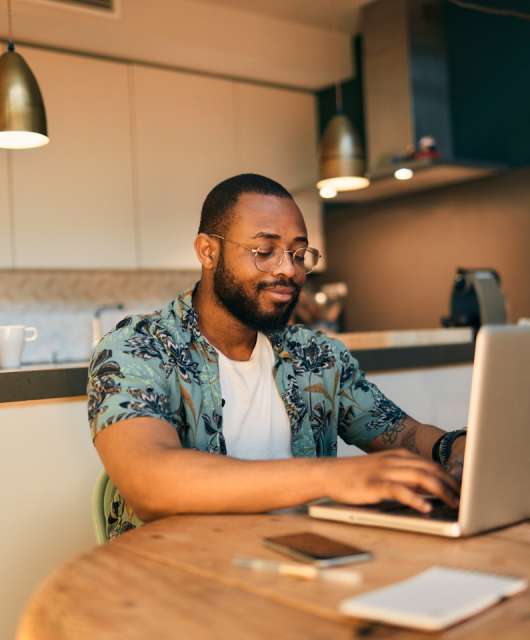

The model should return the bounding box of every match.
[1,0,529,362]
[1,1,529,638]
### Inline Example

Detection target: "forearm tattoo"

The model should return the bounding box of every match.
[446,453,464,483]
[380,415,407,447]
[402,426,420,454]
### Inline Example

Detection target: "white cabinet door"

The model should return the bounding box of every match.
[132,66,237,269]
[234,84,318,193]
[0,398,102,640]
[11,47,136,268]
[0,151,11,267]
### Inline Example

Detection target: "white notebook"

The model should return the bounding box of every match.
[339,566,527,631]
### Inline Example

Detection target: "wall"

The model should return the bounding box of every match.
[323,167,530,331]
[0,0,353,89]
[0,269,199,363]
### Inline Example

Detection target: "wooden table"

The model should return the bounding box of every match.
[16,512,530,639]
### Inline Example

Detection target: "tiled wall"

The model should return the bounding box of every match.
[0,269,199,363]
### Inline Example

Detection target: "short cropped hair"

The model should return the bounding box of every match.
[198,173,293,236]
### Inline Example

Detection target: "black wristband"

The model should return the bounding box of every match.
[439,429,467,467]
[432,429,467,466]
[432,434,445,463]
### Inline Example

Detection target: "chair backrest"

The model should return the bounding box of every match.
[92,469,110,544]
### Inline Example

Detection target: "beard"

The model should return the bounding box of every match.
[213,249,301,332]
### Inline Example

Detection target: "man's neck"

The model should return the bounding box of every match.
[192,281,257,361]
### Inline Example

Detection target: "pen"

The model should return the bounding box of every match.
[233,556,362,585]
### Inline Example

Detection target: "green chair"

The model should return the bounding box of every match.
[92,469,110,544]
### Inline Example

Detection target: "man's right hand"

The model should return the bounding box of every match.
[324,449,460,513]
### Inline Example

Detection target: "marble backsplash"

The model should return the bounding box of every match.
[0,269,200,364]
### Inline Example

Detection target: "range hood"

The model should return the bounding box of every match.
[336,0,505,203]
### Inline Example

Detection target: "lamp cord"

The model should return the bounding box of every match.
[335,81,343,114]
[7,0,14,50]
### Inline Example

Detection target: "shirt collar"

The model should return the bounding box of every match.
[172,284,291,360]
[172,287,208,346]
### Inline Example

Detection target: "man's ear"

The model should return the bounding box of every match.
[194,233,218,270]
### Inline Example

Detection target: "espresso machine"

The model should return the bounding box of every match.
[441,268,507,334]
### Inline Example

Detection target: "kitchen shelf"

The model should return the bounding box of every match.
[331,158,504,204]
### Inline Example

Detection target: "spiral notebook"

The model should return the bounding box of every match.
[339,566,527,631]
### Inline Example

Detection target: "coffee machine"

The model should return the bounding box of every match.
[441,268,507,334]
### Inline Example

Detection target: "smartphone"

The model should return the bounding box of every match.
[263,532,372,568]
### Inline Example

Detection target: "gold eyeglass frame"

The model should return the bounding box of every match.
[207,233,321,275]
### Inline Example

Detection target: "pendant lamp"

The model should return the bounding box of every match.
[317,82,368,196]
[0,0,48,149]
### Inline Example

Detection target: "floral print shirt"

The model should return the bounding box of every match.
[87,288,406,538]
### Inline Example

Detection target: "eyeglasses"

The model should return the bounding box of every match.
[208,234,321,275]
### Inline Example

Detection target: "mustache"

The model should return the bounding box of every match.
[257,279,301,293]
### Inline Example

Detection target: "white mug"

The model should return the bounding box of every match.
[0,325,38,368]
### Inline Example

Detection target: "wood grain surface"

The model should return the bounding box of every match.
[16,513,530,640]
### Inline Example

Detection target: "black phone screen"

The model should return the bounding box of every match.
[263,532,369,560]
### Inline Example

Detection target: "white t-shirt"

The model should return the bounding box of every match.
[217,332,292,460]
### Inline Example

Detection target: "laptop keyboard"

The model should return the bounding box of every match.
[361,499,459,522]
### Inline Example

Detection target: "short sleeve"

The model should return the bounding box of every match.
[331,340,406,449]
[87,321,176,442]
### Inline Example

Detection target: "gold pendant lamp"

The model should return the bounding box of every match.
[317,82,368,198]
[0,0,48,149]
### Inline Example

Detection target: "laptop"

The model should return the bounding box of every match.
[309,325,530,537]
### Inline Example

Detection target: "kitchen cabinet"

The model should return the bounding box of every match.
[11,47,136,268]
[132,66,237,269]
[0,397,101,640]
[234,84,318,192]
[133,70,320,269]
[0,151,11,267]
[5,47,322,271]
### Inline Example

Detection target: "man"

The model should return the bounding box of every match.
[88,174,464,539]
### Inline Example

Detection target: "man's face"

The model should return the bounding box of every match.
[212,193,308,332]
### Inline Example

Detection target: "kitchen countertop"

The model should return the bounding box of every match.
[0,330,475,403]
[331,327,472,350]
[0,361,89,403]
